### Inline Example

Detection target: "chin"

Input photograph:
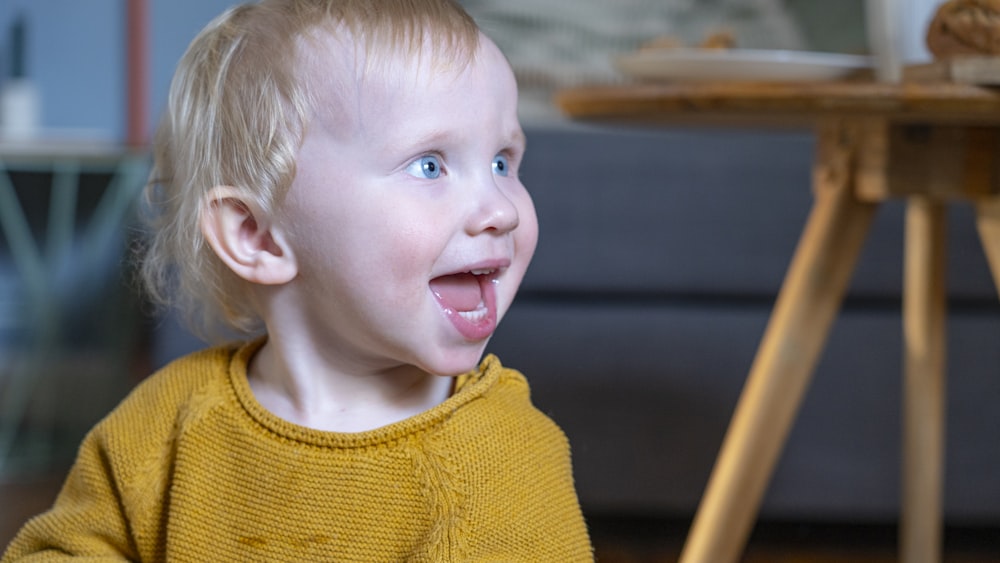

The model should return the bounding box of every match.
[421,342,491,377]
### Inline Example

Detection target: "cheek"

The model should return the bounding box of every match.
[515,192,539,265]
[359,224,444,305]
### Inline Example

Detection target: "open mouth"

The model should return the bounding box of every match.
[429,268,500,340]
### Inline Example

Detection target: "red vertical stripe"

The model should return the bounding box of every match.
[126,0,148,147]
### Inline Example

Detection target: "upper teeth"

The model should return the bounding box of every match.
[470,269,493,275]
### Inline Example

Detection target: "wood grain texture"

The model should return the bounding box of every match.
[679,120,879,563]
[555,81,1000,125]
[902,197,948,563]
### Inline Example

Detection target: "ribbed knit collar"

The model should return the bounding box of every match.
[226,338,504,449]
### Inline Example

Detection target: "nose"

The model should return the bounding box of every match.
[466,175,521,236]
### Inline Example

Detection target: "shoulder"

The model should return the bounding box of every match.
[85,340,256,476]
[440,356,592,559]
[110,341,246,424]
[452,354,571,455]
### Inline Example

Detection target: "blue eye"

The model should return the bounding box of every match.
[406,155,442,179]
[493,154,509,177]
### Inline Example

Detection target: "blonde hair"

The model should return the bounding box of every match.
[140,0,480,340]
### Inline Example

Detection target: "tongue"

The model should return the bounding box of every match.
[430,273,483,312]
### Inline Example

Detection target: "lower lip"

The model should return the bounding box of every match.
[435,276,498,341]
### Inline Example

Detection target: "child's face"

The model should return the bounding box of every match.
[278,34,537,377]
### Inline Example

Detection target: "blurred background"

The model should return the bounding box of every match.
[2,0,999,560]
[0,0,868,136]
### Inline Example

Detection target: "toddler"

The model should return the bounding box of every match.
[2,0,592,560]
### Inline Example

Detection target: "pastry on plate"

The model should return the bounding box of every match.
[927,0,1000,57]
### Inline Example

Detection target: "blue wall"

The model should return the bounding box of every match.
[0,0,235,143]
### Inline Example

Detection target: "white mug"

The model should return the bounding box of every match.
[866,0,945,82]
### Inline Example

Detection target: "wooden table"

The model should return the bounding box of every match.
[556,80,1000,563]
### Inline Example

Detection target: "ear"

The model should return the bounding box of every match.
[200,186,297,285]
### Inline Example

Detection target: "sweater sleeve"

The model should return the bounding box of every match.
[1,427,139,561]
[488,409,593,561]
[453,365,594,561]
[2,345,236,562]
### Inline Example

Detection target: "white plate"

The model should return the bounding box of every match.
[616,49,873,82]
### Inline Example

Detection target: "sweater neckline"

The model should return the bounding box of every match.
[226,339,502,449]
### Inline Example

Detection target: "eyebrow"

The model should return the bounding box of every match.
[406,129,453,150]
[506,128,527,152]
[400,126,527,154]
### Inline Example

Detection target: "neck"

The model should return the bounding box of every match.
[247,333,455,433]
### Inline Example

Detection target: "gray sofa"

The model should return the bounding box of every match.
[485,123,1000,524]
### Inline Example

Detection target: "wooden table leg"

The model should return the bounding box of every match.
[679,122,879,563]
[974,195,1000,300]
[901,196,947,563]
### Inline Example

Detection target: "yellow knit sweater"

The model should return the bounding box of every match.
[3,340,593,562]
